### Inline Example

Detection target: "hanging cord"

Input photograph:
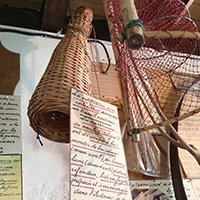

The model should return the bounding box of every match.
[36,116,43,146]
[89,39,111,74]
[89,26,102,100]
[36,133,43,146]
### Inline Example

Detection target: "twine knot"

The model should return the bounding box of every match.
[121,19,144,40]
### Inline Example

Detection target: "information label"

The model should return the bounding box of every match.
[130,179,199,200]
[130,179,175,200]
[0,154,22,199]
[70,88,131,200]
[191,179,200,200]
[0,95,21,154]
[183,179,198,200]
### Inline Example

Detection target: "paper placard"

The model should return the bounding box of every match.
[130,179,199,200]
[0,154,22,199]
[70,88,131,200]
[178,113,200,178]
[191,179,200,200]
[0,95,21,154]
[183,179,198,200]
[130,179,175,200]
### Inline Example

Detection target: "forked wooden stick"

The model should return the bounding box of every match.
[139,107,200,132]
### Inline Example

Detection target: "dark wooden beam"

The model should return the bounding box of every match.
[41,0,70,32]
[0,4,41,30]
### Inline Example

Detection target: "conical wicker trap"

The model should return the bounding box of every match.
[28,6,93,143]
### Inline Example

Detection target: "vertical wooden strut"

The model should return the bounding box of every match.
[102,0,131,133]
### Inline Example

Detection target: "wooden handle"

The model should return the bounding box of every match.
[119,0,144,49]
[116,30,200,43]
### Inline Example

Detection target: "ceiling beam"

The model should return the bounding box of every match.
[41,0,70,32]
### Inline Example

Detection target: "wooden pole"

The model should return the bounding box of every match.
[117,31,200,41]
[119,0,144,49]
[144,30,200,39]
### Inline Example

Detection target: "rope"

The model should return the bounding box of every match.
[121,19,144,40]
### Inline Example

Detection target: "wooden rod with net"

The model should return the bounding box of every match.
[139,107,200,132]
[103,0,200,165]
[116,31,200,41]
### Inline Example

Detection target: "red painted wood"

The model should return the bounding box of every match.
[0,41,20,95]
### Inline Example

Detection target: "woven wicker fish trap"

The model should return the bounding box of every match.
[27,6,93,143]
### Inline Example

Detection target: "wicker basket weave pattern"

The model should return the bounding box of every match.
[28,7,93,143]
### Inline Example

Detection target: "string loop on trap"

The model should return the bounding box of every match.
[127,128,140,142]
[36,115,43,146]
[36,133,43,146]
[121,19,144,41]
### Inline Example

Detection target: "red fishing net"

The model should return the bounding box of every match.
[107,0,200,132]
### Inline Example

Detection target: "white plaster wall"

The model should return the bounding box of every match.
[0,28,70,199]
[0,25,115,200]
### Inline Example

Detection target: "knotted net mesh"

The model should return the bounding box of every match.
[107,0,200,132]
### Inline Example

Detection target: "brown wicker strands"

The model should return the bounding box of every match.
[27,6,93,143]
